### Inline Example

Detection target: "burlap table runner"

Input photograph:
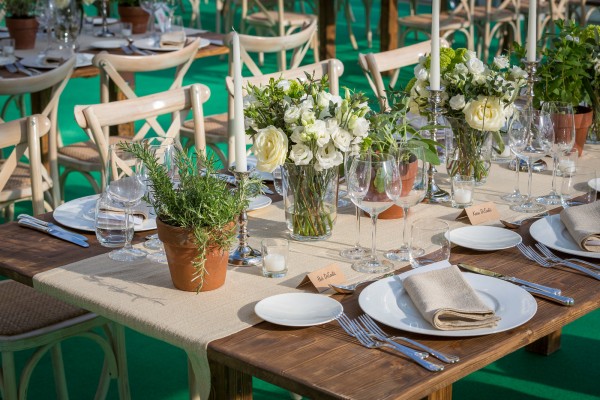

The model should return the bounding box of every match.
[32,147,600,398]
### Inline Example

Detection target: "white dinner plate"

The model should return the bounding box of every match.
[18,53,94,69]
[132,37,210,51]
[359,267,537,337]
[447,226,522,251]
[255,293,343,327]
[92,17,118,25]
[530,215,600,259]
[53,194,157,232]
[247,195,272,211]
[90,39,128,49]
[588,177,600,191]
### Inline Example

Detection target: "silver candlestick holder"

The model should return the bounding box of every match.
[522,58,540,111]
[96,0,115,37]
[228,169,262,267]
[423,86,449,203]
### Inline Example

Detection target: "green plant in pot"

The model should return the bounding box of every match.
[117,0,149,34]
[119,142,251,292]
[1,0,38,49]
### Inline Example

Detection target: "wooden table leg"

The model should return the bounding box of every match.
[422,385,452,400]
[526,329,562,355]
[109,72,135,138]
[318,0,336,60]
[207,358,252,400]
[380,0,398,52]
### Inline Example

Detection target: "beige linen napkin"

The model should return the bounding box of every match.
[403,265,500,330]
[160,32,186,48]
[101,201,152,225]
[560,201,600,252]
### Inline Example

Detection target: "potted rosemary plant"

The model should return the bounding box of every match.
[120,143,251,292]
[1,0,38,49]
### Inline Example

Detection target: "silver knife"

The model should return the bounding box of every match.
[18,219,90,248]
[521,286,574,306]
[458,263,562,295]
[17,214,88,242]
[14,61,34,76]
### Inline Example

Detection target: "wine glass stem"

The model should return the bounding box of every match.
[550,153,558,194]
[123,207,133,251]
[401,207,409,247]
[353,205,361,249]
[526,160,534,203]
[370,213,378,260]
[514,156,521,194]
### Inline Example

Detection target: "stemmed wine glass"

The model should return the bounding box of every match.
[508,108,555,213]
[141,0,160,44]
[34,0,55,53]
[339,152,367,260]
[105,145,148,261]
[536,102,576,205]
[384,145,427,262]
[347,153,401,273]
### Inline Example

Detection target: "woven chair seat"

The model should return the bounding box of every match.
[246,11,314,26]
[58,136,132,165]
[399,13,470,30]
[183,112,228,142]
[0,281,89,338]
[0,161,52,203]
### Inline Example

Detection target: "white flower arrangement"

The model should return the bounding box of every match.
[243,75,371,173]
[406,48,526,132]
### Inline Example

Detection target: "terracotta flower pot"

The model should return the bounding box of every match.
[5,17,39,50]
[574,106,593,156]
[118,6,149,34]
[378,160,418,220]
[156,218,229,292]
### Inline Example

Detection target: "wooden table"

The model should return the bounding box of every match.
[1,206,599,399]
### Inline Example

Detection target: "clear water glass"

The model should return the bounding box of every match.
[560,167,598,207]
[409,219,450,269]
[95,193,133,248]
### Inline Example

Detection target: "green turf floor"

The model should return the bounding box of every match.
[1,1,599,399]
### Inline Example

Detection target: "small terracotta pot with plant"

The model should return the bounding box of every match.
[1,0,39,49]
[117,0,150,34]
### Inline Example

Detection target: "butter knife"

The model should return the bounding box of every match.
[520,286,574,306]
[17,214,88,242]
[18,219,89,248]
[458,263,562,295]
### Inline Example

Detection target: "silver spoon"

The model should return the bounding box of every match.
[500,212,549,229]
[329,272,394,294]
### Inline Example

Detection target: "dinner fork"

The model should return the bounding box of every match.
[357,314,460,364]
[535,243,600,271]
[516,243,600,280]
[337,314,444,372]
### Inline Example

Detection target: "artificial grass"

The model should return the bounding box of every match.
[1,1,598,399]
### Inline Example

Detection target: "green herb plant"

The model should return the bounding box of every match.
[1,0,35,17]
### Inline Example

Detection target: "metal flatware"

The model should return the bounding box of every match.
[120,44,134,55]
[329,272,394,294]
[535,243,600,271]
[18,219,89,248]
[500,212,549,229]
[516,243,600,281]
[458,263,561,295]
[127,37,154,55]
[520,286,574,306]
[358,314,460,363]
[5,63,17,73]
[17,214,88,242]
[14,61,36,76]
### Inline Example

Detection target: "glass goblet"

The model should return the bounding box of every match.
[339,152,367,260]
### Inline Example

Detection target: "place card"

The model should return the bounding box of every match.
[455,201,500,225]
[297,263,346,293]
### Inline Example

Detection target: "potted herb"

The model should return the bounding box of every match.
[120,143,251,292]
[1,0,38,49]
[117,0,149,34]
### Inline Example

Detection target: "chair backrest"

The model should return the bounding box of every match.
[241,0,293,36]
[0,57,75,206]
[0,115,52,215]
[74,84,211,190]
[92,38,201,142]
[358,40,448,111]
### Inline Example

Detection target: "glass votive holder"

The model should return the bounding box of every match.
[121,22,133,38]
[556,148,578,177]
[272,166,283,195]
[409,218,450,269]
[451,175,475,208]
[261,238,289,278]
[1,38,15,57]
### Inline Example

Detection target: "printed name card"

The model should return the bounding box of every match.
[297,264,346,293]
[455,201,500,225]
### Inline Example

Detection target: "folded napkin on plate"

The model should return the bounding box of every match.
[160,32,186,48]
[101,202,152,226]
[403,265,501,330]
[560,201,600,252]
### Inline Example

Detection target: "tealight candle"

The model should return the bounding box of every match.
[452,175,475,208]
[453,188,472,204]
[264,254,286,272]
[261,238,289,278]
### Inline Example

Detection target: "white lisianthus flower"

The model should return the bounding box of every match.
[289,143,313,165]
[300,110,316,126]
[510,66,527,79]
[244,117,256,131]
[449,94,466,110]
[243,94,258,107]
[290,126,307,143]
[300,96,314,111]
[463,96,505,132]
[349,143,361,156]
[305,120,329,146]
[473,73,487,85]
[351,117,370,138]
[252,126,289,172]
[284,106,302,124]
[317,92,342,108]
[465,50,478,60]
[418,55,427,64]
[331,127,353,152]
[276,80,291,91]
[493,55,510,69]
[454,63,468,75]
[466,58,485,75]
[315,143,343,171]
[414,64,429,82]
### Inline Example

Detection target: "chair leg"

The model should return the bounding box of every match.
[50,343,70,400]
[2,351,18,400]
[363,0,373,48]
[111,323,131,400]
[344,0,359,50]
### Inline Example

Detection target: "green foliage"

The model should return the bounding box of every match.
[119,142,251,291]
[1,0,35,17]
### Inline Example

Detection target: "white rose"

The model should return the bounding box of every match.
[317,92,338,108]
[454,63,468,75]
[300,110,316,126]
[251,126,289,172]
[493,55,510,69]
[510,66,527,79]
[465,50,478,60]
[276,80,291,91]
[414,64,429,82]
[284,106,302,124]
[331,127,353,152]
[289,143,313,165]
[463,97,505,132]
[466,58,485,75]
[449,94,466,110]
[315,143,343,171]
[351,117,369,138]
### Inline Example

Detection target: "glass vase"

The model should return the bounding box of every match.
[587,103,600,144]
[282,163,338,241]
[445,117,492,185]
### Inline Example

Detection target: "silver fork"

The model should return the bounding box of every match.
[337,314,444,372]
[516,243,600,280]
[358,314,460,364]
[536,243,600,271]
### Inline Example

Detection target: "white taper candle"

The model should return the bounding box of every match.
[430,0,441,90]
[526,0,537,62]
[232,31,248,172]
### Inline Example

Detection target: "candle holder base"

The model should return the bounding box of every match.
[423,87,449,203]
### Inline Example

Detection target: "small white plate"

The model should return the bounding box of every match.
[132,37,210,51]
[0,55,16,66]
[588,177,600,191]
[530,215,600,259]
[90,39,128,49]
[448,226,522,251]
[255,293,343,327]
[92,17,118,25]
[247,195,272,211]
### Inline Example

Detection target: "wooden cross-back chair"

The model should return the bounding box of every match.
[74,84,211,191]
[58,39,200,194]
[0,58,75,211]
[180,22,318,165]
[472,0,521,62]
